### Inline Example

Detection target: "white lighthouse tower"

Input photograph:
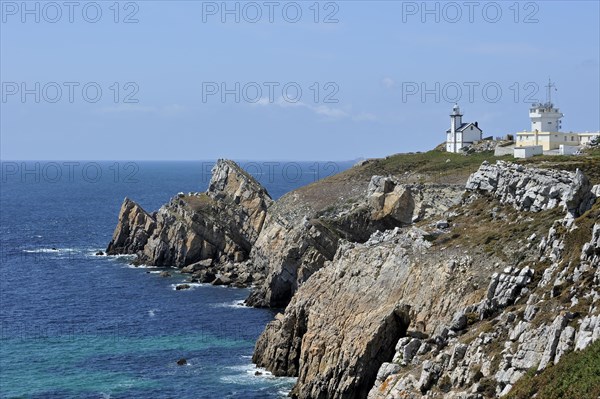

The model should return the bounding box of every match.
[446,104,482,153]
[447,104,463,153]
[529,79,563,132]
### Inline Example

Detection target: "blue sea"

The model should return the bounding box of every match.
[0,160,353,399]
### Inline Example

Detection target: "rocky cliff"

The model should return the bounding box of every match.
[107,152,600,398]
[107,159,272,286]
[253,160,599,399]
[246,175,463,308]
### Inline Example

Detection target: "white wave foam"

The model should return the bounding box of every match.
[148,309,158,317]
[125,263,155,269]
[108,254,136,259]
[212,300,248,309]
[23,247,78,254]
[170,283,207,291]
[221,363,297,386]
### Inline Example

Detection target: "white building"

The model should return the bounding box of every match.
[446,104,483,153]
[515,80,599,151]
[529,102,563,132]
[514,146,543,159]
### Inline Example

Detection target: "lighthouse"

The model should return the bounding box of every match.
[446,104,483,153]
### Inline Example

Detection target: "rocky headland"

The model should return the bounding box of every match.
[107,150,600,398]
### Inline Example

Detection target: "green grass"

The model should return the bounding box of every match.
[361,149,503,182]
[506,339,600,399]
[515,147,600,185]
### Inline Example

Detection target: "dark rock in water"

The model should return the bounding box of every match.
[95,251,104,256]
[177,358,187,366]
[255,371,262,376]
[175,284,191,290]
[159,271,171,278]
[51,247,57,251]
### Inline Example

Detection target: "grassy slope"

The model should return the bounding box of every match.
[274,146,600,222]
[505,339,600,399]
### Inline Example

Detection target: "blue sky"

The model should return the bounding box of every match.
[1,0,599,160]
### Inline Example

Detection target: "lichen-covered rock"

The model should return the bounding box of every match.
[466,161,592,216]
[368,211,599,398]
[368,176,463,224]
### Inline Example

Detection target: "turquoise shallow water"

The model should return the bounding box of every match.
[0,161,352,398]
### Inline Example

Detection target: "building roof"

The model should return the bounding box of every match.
[446,122,482,133]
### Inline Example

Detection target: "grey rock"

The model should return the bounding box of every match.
[538,313,571,371]
[465,161,593,217]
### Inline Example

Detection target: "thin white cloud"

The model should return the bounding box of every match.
[382,77,396,89]
[253,97,271,106]
[314,105,349,118]
[252,96,351,119]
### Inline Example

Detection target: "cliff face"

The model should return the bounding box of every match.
[246,177,463,308]
[368,214,600,398]
[253,160,599,399]
[253,227,488,399]
[106,198,156,255]
[368,164,598,398]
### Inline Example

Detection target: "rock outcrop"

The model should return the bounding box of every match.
[368,176,463,224]
[246,178,463,308]
[466,160,593,217]
[245,215,341,307]
[106,159,272,286]
[106,198,156,254]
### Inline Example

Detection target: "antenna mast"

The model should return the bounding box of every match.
[546,78,556,105]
